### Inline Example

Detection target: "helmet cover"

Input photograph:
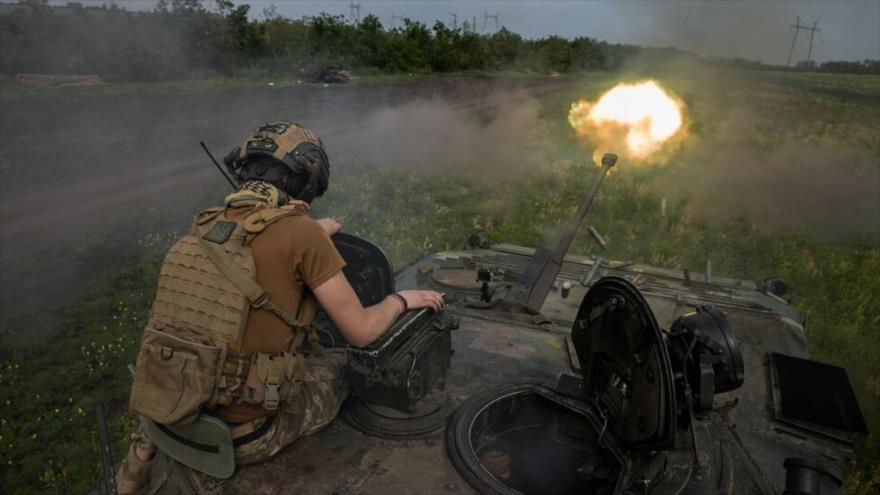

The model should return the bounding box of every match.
[225,121,330,201]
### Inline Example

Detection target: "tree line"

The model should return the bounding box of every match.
[1,0,877,82]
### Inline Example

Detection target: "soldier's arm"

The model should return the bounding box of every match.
[313,272,444,347]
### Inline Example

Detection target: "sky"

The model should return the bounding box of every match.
[36,0,880,65]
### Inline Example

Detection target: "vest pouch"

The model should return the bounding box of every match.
[240,352,305,410]
[130,328,223,425]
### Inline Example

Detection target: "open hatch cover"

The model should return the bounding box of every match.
[571,277,676,450]
[317,233,394,347]
[332,232,394,305]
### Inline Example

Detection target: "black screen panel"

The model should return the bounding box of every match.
[772,352,867,435]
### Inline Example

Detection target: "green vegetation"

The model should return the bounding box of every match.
[0,236,169,493]
[1,69,878,495]
[2,0,877,83]
[0,0,625,81]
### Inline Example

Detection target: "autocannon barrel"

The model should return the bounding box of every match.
[503,153,617,314]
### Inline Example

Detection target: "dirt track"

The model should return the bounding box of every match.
[0,77,577,333]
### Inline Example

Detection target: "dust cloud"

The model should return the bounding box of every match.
[599,54,879,241]
[0,79,556,332]
[329,92,542,181]
[663,144,880,240]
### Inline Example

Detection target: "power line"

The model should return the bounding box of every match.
[481,11,500,33]
[787,16,822,66]
[787,16,802,66]
[349,0,361,24]
[806,20,824,63]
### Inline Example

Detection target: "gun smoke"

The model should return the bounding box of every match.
[0,80,548,330]
[662,143,880,240]
[326,90,542,180]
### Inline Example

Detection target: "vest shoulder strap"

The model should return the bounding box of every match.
[194,221,308,331]
[195,207,225,225]
[240,203,308,234]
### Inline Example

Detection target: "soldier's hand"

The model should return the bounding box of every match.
[314,217,342,236]
[397,290,444,312]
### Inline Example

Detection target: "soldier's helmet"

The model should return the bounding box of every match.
[224,121,330,203]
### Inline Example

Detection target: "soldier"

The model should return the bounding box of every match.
[115,121,444,494]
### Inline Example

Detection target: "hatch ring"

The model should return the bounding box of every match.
[446,383,622,495]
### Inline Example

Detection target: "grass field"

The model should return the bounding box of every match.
[1,68,878,493]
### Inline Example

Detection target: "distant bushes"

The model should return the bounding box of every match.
[1,0,877,82]
[813,59,880,74]
[0,0,669,81]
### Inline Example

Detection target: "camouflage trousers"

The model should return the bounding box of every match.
[234,348,349,465]
[117,349,348,495]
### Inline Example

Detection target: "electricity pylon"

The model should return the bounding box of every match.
[787,17,822,66]
[481,11,499,33]
[349,1,361,23]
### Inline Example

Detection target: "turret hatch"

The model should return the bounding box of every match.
[570,277,676,450]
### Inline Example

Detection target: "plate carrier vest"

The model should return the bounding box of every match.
[129,202,319,426]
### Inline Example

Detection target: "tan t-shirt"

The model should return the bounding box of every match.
[214,206,345,423]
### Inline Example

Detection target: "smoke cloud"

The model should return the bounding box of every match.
[663,144,880,240]
[0,80,550,328]
[328,92,542,180]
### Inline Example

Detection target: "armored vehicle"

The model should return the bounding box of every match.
[125,154,867,495]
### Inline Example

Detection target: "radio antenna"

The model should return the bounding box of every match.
[200,141,238,190]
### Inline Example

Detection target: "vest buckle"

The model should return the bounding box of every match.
[264,361,281,411]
